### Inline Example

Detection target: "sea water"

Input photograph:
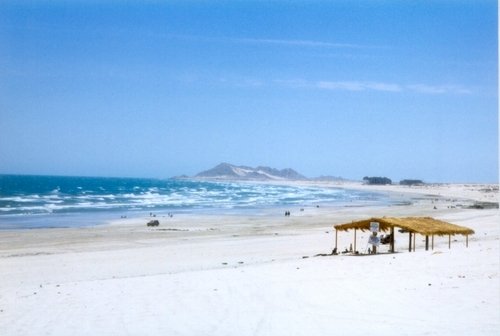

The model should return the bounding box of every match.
[0,175,391,229]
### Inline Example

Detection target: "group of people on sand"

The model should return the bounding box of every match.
[150,212,174,218]
[284,205,320,217]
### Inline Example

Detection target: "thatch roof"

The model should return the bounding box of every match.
[334,217,474,236]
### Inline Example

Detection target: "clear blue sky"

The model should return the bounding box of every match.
[0,0,498,183]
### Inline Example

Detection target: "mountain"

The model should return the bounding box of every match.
[195,163,307,181]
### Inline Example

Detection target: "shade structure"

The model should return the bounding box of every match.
[334,217,474,236]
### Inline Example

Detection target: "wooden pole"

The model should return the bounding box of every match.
[409,232,412,252]
[448,235,451,249]
[390,227,395,253]
[335,229,338,250]
[466,234,468,248]
[425,235,429,251]
[413,233,416,252]
[431,235,434,250]
[354,229,357,253]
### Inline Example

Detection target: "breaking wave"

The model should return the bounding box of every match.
[0,175,389,228]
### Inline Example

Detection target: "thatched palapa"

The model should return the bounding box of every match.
[333,217,474,253]
[334,217,474,236]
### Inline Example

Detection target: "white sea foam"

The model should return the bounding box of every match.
[0,179,388,217]
[0,196,33,203]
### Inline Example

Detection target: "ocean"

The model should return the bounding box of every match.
[0,175,391,229]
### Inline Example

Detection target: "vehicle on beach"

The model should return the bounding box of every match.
[147,220,159,227]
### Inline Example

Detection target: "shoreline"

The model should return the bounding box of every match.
[242,179,499,203]
[0,183,496,256]
[0,180,496,232]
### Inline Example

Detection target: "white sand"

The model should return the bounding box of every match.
[0,184,498,335]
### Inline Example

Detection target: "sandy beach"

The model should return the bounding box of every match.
[0,183,498,335]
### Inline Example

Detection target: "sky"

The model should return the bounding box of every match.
[0,0,498,183]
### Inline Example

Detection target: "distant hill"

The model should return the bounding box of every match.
[195,163,307,181]
[311,175,352,182]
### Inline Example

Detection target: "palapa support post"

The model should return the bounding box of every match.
[335,229,338,251]
[353,229,357,254]
[431,235,434,250]
[408,232,412,252]
[413,233,416,252]
[466,234,468,248]
[448,234,451,249]
[390,226,395,253]
[425,235,429,251]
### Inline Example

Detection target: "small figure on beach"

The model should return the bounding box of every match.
[284,211,291,216]
[380,233,392,245]
[368,231,380,254]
